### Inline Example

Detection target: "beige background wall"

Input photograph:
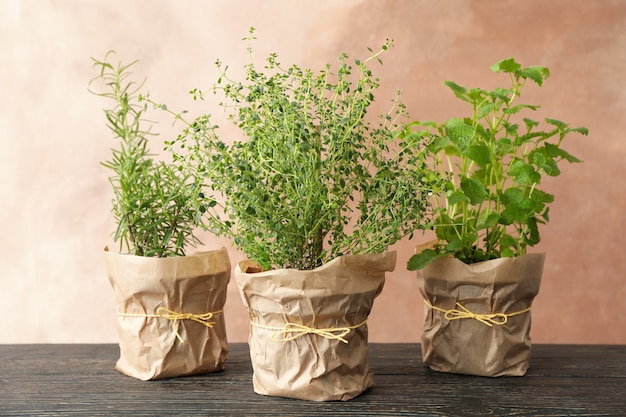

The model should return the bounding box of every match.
[1,0,624,344]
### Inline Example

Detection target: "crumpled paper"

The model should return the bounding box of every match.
[105,247,231,380]
[235,251,395,401]
[417,252,545,376]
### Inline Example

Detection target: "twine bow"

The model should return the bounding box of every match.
[117,307,222,343]
[250,319,367,344]
[424,300,530,327]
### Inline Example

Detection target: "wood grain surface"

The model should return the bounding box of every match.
[1,343,624,416]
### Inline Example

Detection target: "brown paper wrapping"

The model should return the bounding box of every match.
[105,247,231,380]
[417,252,545,377]
[235,251,395,401]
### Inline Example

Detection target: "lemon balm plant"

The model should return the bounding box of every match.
[402,58,588,377]
[90,52,230,381]
[406,58,588,270]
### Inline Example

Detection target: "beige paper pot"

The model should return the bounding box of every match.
[104,247,231,380]
[417,253,545,377]
[235,251,395,401]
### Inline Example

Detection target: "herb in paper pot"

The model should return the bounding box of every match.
[402,58,588,376]
[164,28,439,400]
[90,52,230,380]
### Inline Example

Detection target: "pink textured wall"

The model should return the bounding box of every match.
[1,0,624,344]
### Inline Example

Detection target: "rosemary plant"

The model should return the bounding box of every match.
[90,52,205,257]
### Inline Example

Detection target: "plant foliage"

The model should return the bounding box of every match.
[90,52,206,257]
[165,28,439,270]
[405,58,588,270]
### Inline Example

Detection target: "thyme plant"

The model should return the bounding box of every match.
[90,52,205,257]
[405,58,588,269]
[167,29,438,270]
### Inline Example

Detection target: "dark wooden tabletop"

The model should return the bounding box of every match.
[1,343,624,416]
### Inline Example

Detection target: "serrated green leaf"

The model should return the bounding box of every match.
[523,117,540,130]
[509,160,541,184]
[435,213,458,242]
[460,177,487,205]
[462,233,478,247]
[443,81,467,100]
[463,143,492,166]
[503,103,540,115]
[520,66,550,86]
[527,216,540,245]
[444,118,475,151]
[476,102,496,119]
[407,249,439,270]
[445,238,464,252]
[447,191,468,206]
[570,126,589,135]
[544,143,582,163]
[490,58,521,74]
[545,118,567,130]
[500,234,517,249]
[476,212,500,230]
[467,88,487,102]
[529,188,554,204]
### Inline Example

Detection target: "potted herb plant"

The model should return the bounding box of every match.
[403,58,588,376]
[89,52,231,380]
[167,28,438,400]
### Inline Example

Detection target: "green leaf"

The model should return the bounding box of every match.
[529,188,554,205]
[570,126,589,136]
[443,81,467,100]
[544,143,582,163]
[476,212,500,230]
[435,213,458,242]
[527,216,540,245]
[447,191,468,206]
[463,143,492,166]
[475,102,496,119]
[462,232,478,247]
[533,149,560,176]
[490,58,521,74]
[520,66,550,86]
[407,249,439,270]
[445,238,464,252]
[503,103,540,115]
[460,177,487,205]
[509,160,541,184]
[501,190,528,223]
[444,118,475,151]
[545,118,567,130]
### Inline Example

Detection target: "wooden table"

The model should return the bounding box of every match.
[1,343,624,416]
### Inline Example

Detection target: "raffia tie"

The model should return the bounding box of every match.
[117,307,222,343]
[250,319,367,344]
[424,300,531,327]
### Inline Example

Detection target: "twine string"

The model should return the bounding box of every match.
[117,307,222,343]
[250,319,368,344]
[424,300,531,327]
